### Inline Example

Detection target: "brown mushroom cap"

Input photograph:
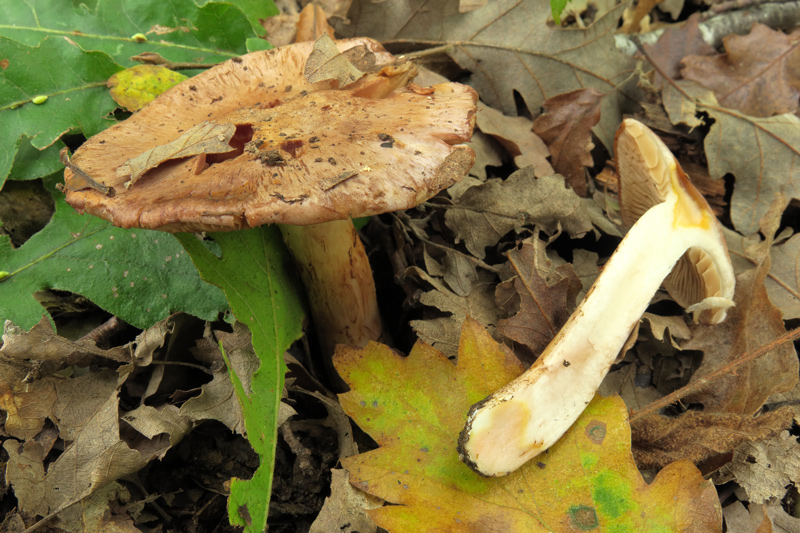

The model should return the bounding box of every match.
[64,38,478,232]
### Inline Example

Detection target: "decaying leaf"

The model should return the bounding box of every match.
[496,236,582,360]
[716,429,800,504]
[336,318,722,532]
[532,88,603,196]
[681,24,800,117]
[631,407,793,472]
[662,80,800,235]
[116,121,237,188]
[641,13,715,89]
[4,389,190,519]
[107,64,188,112]
[409,253,501,358]
[444,166,593,259]
[476,102,553,174]
[309,469,381,533]
[681,263,798,415]
[304,34,366,86]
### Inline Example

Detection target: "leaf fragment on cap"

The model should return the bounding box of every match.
[117,121,237,188]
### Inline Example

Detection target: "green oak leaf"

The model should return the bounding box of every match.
[0,176,228,330]
[0,36,123,187]
[336,318,723,532]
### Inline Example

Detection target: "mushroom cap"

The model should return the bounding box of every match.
[64,38,477,232]
[615,118,734,324]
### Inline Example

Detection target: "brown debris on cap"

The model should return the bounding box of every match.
[64,38,478,233]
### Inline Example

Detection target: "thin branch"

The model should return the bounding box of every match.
[629,326,800,422]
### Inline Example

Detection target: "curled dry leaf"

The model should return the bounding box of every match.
[532,88,603,197]
[116,121,237,188]
[715,429,800,504]
[496,236,582,361]
[444,166,593,259]
[681,24,800,117]
[476,102,553,175]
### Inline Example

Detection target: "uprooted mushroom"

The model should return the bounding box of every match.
[63,37,477,356]
[458,119,735,477]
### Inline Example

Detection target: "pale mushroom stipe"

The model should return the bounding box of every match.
[63,38,477,356]
[457,119,735,477]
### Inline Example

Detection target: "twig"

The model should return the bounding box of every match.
[59,148,115,197]
[629,326,800,422]
[130,52,219,71]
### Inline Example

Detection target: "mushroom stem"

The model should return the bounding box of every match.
[458,187,733,476]
[279,219,383,356]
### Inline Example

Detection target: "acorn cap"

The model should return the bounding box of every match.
[64,38,477,232]
[615,118,735,324]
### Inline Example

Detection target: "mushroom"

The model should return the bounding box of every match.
[63,38,477,355]
[457,118,735,476]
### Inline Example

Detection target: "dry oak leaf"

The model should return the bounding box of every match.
[409,257,501,358]
[642,12,715,90]
[476,102,554,175]
[532,88,603,197]
[444,166,593,259]
[715,429,800,504]
[4,389,189,518]
[681,263,798,415]
[309,468,381,533]
[337,318,722,532]
[681,24,800,118]
[663,80,800,235]
[727,226,800,321]
[336,0,637,150]
[496,237,582,361]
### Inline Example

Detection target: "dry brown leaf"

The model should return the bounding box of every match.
[716,429,800,504]
[663,80,800,235]
[495,237,581,360]
[295,4,336,43]
[444,166,593,259]
[532,88,603,196]
[642,13,715,89]
[681,264,798,415]
[723,501,772,533]
[466,130,503,180]
[727,227,800,320]
[681,24,800,117]
[336,0,636,150]
[409,258,501,358]
[476,102,553,174]
[641,313,691,349]
[116,121,237,188]
[4,389,187,518]
[631,406,793,472]
[309,469,381,533]
[304,34,365,86]
[53,481,139,533]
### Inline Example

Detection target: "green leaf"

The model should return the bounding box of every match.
[246,38,274,53]
[551,0,572,25]
[176,228,305,532]
[198,0,279,36]
[1,0,255,66]
[8,136,66,182]
[0,36,123,187]
[336,318,723,532]
[0,177,229,330]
